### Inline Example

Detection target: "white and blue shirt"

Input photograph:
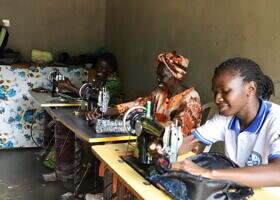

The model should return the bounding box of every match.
[192,99,280,167]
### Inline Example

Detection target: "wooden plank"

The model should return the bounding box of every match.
[92,143,171,200]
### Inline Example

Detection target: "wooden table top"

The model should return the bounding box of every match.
[91,143,280,200]
[29,90,81,107]
[92,143,171,200]
[47,107,137,143]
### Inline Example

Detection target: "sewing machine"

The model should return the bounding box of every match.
[48,70,81,104]
[121,104,183,169]
[48,69,65,97]
[78,80,126,135]
[78,80,110,113]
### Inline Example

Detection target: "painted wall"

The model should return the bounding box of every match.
[0,0,105,59]
[105,0,280,104]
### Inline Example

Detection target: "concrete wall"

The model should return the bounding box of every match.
[0,0,106,59]
[105,0,280,103]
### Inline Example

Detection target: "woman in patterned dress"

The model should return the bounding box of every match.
[84,51,202,200]
[86,51,202,136]
[42,52,124,183]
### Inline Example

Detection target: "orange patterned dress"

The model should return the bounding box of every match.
[116,88,202,136]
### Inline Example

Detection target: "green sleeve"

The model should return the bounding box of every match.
[105,79,125,106]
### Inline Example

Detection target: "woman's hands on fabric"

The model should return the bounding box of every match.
[171,159,212,178]
[85,110,101,120]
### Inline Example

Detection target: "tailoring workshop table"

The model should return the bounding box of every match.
[30,91,137,195]
[29,90,81,107]
[46,108,137,195]
[92,143,280,200]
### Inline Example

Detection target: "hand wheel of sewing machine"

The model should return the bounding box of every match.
[79,82,96,100]
[48,69,65,83]
[122,106,146,135]
[79,82,99,111]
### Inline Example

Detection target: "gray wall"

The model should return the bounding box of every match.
[2,1,280,103]
[105,0,280,103]
[0,0,106,59]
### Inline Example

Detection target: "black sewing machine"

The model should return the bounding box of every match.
[79,78,109,112]
[121,102,183,172]
[48,69,66,97]
[78,79,119,134]
[47,69,83,104]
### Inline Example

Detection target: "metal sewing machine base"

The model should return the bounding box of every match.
[60,192,84,200]
[121,155,154,179]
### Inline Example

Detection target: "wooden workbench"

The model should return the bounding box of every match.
[92,143,280,200]
[92,143,171,200]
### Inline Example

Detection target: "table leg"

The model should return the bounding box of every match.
[73,135,83,195]
[55,121,75,181]
[39,111,55,160]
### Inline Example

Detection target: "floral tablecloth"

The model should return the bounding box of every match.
[0,65,85,148]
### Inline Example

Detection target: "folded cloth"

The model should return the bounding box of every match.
[31,49,53,64]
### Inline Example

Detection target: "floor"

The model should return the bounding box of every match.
[0,148,74,200]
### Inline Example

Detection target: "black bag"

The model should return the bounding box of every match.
[0,49,22,65]
[0,26,9,53]
[162,153,254,200]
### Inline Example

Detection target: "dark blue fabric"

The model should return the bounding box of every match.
[147,170,189,200]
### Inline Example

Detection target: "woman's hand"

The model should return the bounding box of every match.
[178,135,199,155]
[171,159,212,178]
[85,110,101,120]
[56,79,74,90]
[149,139,164,155]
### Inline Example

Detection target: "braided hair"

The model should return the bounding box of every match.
[214,57,274,100]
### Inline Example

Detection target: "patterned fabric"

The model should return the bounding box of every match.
[42,147,56,169]
[82,74,124,107]
[0,65,85,148]
[148,170,189,200]
[104,77,124,106]
[157,52,189,80]
[116,88,201,135]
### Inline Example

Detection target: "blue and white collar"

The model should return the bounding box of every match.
[228,98,271,134]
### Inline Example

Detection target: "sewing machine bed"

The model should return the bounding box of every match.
[121,155,154,177]
[48,92,81,103]
[121,155,177,199]
[61,91,80,98]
